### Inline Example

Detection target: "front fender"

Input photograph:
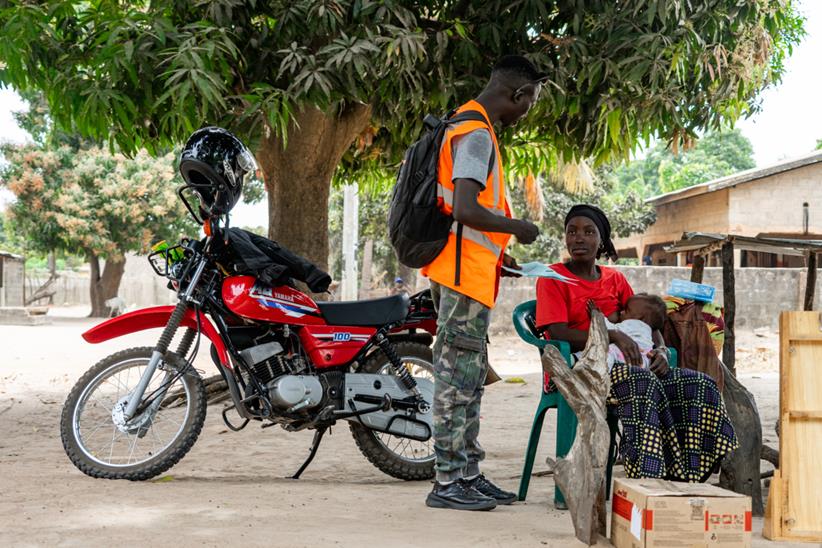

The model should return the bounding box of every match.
[82,305,231,369]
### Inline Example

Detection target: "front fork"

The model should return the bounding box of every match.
[123,256,208,421]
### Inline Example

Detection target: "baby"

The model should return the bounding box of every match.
[584,293,668,371]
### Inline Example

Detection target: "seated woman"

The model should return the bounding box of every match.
[536,204,738,482]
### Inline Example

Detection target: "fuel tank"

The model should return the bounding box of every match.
[222,275,325,326]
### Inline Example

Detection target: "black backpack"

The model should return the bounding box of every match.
[388,110,491,270]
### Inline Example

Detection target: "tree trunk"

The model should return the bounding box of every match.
[88,253,126,317]
[398,263,416,293]
[47,252,56,305]
[256,103,372,277]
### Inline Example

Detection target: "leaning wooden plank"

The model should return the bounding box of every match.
[782,313,822,540]
[540,309,610,546]
[764,312,822,541]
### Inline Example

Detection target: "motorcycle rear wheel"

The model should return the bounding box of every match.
[60,347,206,480]
[349,341,436,481]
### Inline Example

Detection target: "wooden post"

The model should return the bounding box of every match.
[691,254,706,283]
[722,242,736,376]
[541,310,610,545]
[803,252,817,311]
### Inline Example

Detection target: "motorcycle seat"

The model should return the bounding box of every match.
[318,293,411,327]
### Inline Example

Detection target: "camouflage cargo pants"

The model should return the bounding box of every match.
[430,281,490,483]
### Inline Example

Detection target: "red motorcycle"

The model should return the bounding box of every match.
[60,128,438,482]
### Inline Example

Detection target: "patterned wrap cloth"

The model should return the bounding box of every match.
[609,363,738,481]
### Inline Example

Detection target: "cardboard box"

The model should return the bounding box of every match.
[611,478,752,548]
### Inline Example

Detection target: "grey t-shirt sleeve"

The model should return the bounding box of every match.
[450,129,494,188]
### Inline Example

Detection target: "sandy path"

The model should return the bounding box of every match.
[0,318,803,547]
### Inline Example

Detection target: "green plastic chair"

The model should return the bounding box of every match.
[512,299,677,508]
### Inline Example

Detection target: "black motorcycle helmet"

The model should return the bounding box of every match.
[179,127,257,217]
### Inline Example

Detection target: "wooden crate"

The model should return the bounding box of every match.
[763,312,822,542]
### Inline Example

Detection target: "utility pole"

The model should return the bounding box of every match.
[341,184,359,301]
[360,238,373,299]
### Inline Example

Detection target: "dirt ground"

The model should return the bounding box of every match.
[0,312,807,547]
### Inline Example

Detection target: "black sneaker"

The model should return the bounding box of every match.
[426,480,497,511]
[466,474,517,505]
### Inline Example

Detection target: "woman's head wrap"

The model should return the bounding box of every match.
[564,204,618,261]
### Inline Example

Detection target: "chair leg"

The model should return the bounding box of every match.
[605,413,620,501]
[553,395,578,509]
[518,396,553,501]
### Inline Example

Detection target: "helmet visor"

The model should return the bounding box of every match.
[237,148,258,174]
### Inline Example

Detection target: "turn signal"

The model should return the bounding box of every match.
[203,219,212,236]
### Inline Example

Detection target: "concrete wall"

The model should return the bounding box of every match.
[1,256,25,307]
[490,265,817,333]
[28,256,817,332]
[27,253,174,309]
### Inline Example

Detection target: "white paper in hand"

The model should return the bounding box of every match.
[502,262,577,284]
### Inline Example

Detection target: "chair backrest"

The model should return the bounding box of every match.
[512,299,546,348]
[513,298,679,368]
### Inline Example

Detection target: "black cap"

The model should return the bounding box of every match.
[493,55,550,83]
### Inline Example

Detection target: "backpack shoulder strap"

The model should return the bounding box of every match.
[445,110,496,175]
[446,110,490,126]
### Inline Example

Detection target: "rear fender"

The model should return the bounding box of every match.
[81,305,231,369]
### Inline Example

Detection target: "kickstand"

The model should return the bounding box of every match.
[291,426,328,480]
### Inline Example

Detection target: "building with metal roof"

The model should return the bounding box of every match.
[612,149,822,267]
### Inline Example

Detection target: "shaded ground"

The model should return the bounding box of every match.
[0,315,801,547]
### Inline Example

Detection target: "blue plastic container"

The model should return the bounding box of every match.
[667,278,716,302]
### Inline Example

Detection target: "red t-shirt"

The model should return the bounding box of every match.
[535,263,634,332]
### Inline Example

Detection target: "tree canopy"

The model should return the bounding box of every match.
[0,1,803,165]
[0,0,805,268]
[1,145,191,257]
[0,93,198,314]
[602,127,756,198]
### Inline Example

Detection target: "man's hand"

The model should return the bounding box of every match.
[512,219,539,244]
[501,253,521,277]
[648,347,670,378]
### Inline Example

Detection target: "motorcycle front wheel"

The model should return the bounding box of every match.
[60,347,206,480]
[349,341,436,481]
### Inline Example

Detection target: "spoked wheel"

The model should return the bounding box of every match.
[60,347,206,480]
[349,341,436,480]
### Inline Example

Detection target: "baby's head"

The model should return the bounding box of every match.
[621,293,667,331]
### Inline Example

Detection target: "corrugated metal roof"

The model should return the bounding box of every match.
[664,232,822,256]
[648,149,822,206]
[0,250,24,260]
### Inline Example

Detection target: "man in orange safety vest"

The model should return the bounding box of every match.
[422,55,543,511]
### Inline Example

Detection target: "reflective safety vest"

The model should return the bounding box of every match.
[421,100,511,308]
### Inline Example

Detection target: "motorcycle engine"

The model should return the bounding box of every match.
[238,339,322,412]
[266,375,323,411]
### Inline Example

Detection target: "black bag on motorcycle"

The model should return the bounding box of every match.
[217,228,332,293]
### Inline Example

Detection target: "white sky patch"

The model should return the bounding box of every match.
[735,0,822,166]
